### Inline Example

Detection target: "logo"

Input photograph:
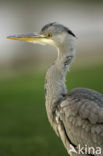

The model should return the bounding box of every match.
[69,144,101,155]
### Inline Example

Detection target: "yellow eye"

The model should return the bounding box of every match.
[47,33,52,38]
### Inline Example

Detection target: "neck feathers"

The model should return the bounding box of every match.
[45,42,75,122]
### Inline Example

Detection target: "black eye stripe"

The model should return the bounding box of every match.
[67,29,76,37]
[64,27,76,37]
[41,22,76,38]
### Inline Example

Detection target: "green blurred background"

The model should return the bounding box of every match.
[0,0,103,155]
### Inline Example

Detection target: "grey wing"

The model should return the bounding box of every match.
[59,88,103,154]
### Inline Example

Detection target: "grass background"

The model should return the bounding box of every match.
[0,65,103,156]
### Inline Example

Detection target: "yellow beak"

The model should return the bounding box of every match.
[7,33,47,43]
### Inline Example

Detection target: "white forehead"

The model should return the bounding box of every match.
[41,23,66,34]
[41,22,76,38]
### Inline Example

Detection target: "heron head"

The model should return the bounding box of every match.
[7,22,76,48]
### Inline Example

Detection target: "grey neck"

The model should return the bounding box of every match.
[45,42,75,122]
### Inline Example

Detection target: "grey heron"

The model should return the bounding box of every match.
[7,22,103,156]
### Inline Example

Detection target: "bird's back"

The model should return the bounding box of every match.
[57,88,103,155]
[68,88,103,106]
